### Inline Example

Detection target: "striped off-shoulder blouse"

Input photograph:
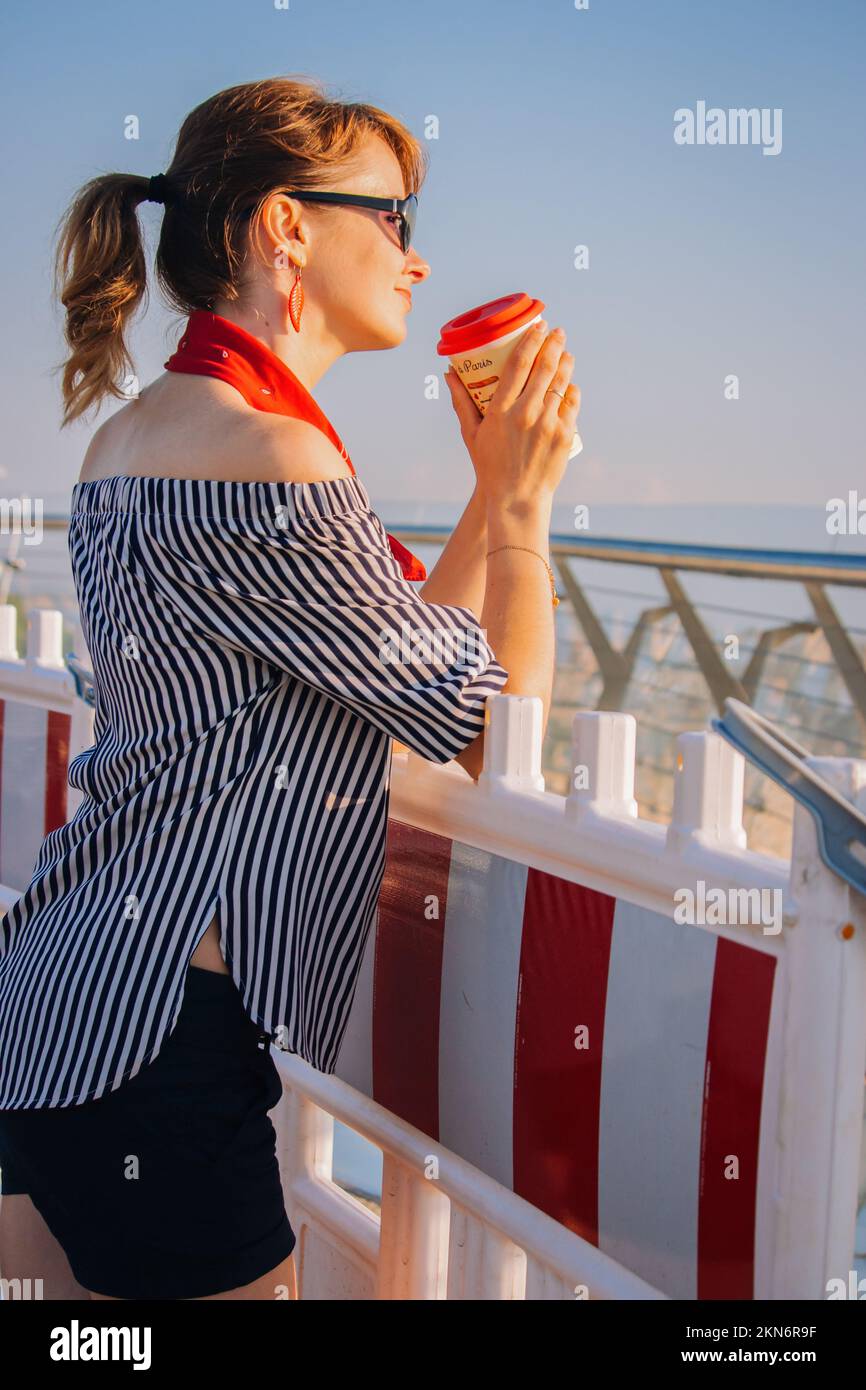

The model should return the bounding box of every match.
[0,471,508,1108]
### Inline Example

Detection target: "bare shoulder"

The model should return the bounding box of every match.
[76,378,354,486]
[78,404,135,482]
[224,413,354,484]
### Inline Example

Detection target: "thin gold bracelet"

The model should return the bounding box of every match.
[486,544,560,607]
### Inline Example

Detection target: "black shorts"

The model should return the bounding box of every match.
[0,965,296,1299]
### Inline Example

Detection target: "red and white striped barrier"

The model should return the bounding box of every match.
[0,606,93,911]
[337,819,778,1299]
[336,703,866,1301]
[0,698,71,892]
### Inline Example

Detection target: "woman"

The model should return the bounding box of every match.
[0,75,579,1301]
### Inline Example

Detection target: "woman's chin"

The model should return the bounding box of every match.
[367,315,409,349]
[348,309,410,352]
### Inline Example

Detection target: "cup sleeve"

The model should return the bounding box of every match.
[139,506,510,765]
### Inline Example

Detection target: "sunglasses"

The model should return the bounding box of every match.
[241,191,418,254]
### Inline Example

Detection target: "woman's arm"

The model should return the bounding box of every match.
[417,485,487,618]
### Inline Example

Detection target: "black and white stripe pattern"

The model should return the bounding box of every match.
[0,473,508,1108]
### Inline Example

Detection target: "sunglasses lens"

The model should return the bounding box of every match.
[403,196,417,252]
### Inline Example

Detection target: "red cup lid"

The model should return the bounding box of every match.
[436,292,546,356]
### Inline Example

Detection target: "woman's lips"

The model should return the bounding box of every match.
[396,289,412,306]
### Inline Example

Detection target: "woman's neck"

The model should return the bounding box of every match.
[210,292,343,395]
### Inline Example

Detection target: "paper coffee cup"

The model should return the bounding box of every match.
[437,292,582,459]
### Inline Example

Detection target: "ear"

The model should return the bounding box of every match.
[254,191,307,272]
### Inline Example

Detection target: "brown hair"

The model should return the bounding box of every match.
[54,75,428,426]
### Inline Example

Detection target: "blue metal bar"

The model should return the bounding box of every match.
[389,525,866,586]
[712,699,866,896]
[65,653,96,708]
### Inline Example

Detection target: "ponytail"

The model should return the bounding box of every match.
[54,172,151,426]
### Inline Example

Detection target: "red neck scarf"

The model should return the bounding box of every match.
[164,309,426,581]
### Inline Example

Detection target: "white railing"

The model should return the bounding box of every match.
[270,1056,665,1300]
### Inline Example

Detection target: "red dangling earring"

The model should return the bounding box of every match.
[288,264,304,333]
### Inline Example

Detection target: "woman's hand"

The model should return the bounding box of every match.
[444,322,581,509]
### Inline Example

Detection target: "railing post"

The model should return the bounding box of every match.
[25,609,64,669]
[666,730,747,854]
[270,1081,333,1299]
[447,1206,525,1300]
[475,694,545,795]
[771,756,866,1298]
[377,1155,451,1299]
[0,604,18,661]
[566,711,638,822]
[805,583,866,728]
[659,569,747,712]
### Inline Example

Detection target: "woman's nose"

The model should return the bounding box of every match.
[405,249,431,283]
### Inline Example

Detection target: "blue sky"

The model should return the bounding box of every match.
[2,0,864,518]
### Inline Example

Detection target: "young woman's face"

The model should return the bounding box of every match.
[274,133,431,352]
